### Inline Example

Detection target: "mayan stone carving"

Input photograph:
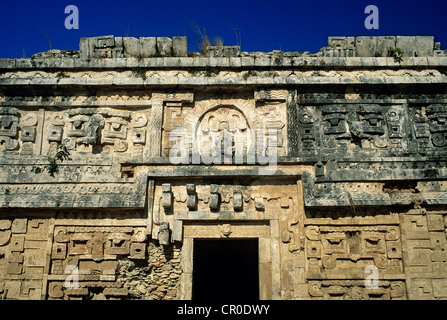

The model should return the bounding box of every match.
[1,35,447,299]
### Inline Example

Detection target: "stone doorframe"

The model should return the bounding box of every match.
[179,220,280,300]
[142,167,306,300]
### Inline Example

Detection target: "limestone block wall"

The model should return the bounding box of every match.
[0,209,181,300]
[1,35,447,300]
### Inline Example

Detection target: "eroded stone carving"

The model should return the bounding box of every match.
[0,107,20,151]
[427,104,447,148]
[308,280,406,300]
[297,103,447,157]
[65,108,130,152]
[305,212,403,277]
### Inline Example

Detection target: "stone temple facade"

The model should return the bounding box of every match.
[0,35,447,300]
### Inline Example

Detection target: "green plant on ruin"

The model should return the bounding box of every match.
[133,68,147,81]
[122,25,130,38]
[56,71,69,79]
[204,66,220,77]
[387,47,404,62]
[187,68,199,76]
[39,28,53,51]
[189,21,210,55]
[374,51,382,57]
[242,70,258,80]
[189,21,227,56]
[227,21,241,49]
[32,142,71,178]
[212,37,224,47]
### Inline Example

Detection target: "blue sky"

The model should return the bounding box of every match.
[0,0,446,58]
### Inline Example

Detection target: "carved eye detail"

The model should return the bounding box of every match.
[112,122,122,130]
[329,118,340,126]
[368,118,378,125]
[0,117,15,129]
[432,133,446,147]
[73,120,82,129]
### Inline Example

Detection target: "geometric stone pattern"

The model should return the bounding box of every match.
[47,225,148,300]
[0,218,48,299]
[305,208,406,300]
[401,207,447,299]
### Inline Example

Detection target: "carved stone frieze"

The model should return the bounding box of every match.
[295,103,447,158]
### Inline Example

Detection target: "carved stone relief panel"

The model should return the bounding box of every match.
[305,207,406,299]
[409,104,447,153]
[196,106,251,163]
[150,92,194,158]
[0,217,49,299]
[162,95,288,161]
[305,224,403,276]
[321,105,351,149]
[42,107,151,158]
[308,279,406,300]
[0,107,42,155]
[161,104,191,158]
[47,225,149,300]
[299,104,403,154]
[149,178,300,245]
[400,207,447,299]
[295,103,447,157]
[255,89,288,157]
[0,104,151,160]
[65,108,129,153]
[0,107,20,152]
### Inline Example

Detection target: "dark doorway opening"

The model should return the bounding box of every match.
[192,238,259,300]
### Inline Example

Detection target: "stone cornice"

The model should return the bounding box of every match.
[2,56,447,70]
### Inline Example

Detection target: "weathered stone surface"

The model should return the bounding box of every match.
[172,36,187,57]
[396,36,434,57]
[0,35,447,300]
[156,37,172,57]
[123,37,140,58]
[140,37,157,57]
[356,36,395,57]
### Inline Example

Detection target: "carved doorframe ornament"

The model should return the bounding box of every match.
[179,221,277,300]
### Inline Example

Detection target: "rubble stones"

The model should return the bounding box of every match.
[117,242,181,300]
